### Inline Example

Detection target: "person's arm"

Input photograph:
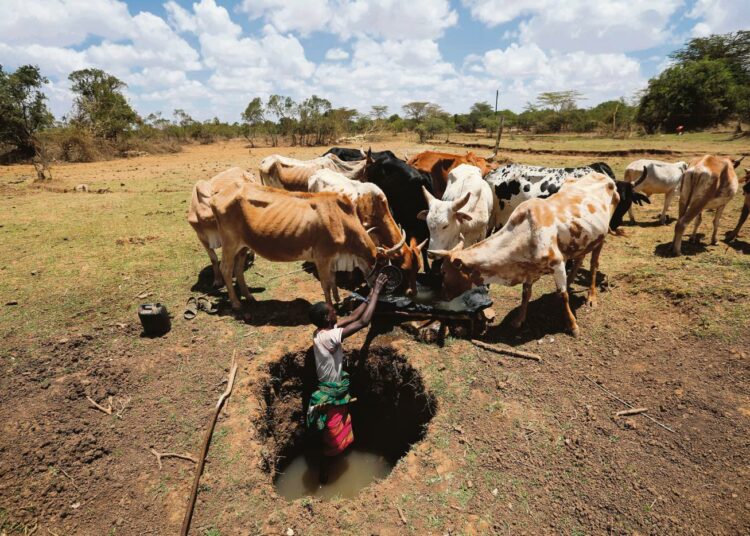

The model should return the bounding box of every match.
[336,300,368,328]
[340,274,387,339]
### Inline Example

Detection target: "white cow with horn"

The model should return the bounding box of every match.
[418,164,495,252]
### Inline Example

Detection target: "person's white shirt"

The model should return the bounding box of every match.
[313,326,344,382]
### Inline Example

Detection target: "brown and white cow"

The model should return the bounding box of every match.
[187,167,256,287]
[428,172,619,337]
[726,168,750,242]
[210,183,404,312]
[308,169,425,296]
[259,154,367,191]
[407,150,497,199]
[672,155,744,256]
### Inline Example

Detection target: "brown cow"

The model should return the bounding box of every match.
[187,167,256,287]
[428,172,619,337]
[210,183,404,312]
[672,155,744,255]
[726,168,750,242]
[308,169,426,296]
[259,154,367,191]
[407,151,497,199]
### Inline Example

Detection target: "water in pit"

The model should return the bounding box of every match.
[274,447,393,501]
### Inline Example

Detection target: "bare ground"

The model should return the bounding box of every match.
[1,135,749,535]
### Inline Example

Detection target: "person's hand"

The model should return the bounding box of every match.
[373,273,388,293]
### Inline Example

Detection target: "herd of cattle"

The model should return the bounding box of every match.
[188,147,748,336]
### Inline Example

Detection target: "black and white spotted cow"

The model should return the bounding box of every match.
[486,162,616,228]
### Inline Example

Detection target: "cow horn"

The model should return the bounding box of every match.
[732,156,745,169]
[366,226,377,234]
[383,227,406,256]
[427,248,450,259]
[633,166,648,188]
[486,151,497,162]
[452,192,471,211]
[415,238,428,252]
[422,185,436,204]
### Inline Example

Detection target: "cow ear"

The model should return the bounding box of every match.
[732,156,745,169]
[417,209,428,220]
[455,211,473,223]
[634,193,650,206]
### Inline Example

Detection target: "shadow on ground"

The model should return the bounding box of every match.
[654,236,709,257]
[725,238,750,254]
[483,291,587,345]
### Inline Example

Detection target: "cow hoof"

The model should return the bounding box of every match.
[710,239,718,246]
[212,279,224,288]
[570,326,580,338]
[586,296,598,308]
[726,232,737,242]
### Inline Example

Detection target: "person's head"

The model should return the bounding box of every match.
[309,301,336,329]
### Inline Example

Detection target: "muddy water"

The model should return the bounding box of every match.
[274,448,393,501]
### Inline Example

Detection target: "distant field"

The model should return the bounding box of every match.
[1,135,748,535]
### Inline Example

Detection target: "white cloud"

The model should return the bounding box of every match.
[479,43,644,106]
[463,0,683,53]
[325,48,350,61]
[688,0,750,37]
[239,0,458,40]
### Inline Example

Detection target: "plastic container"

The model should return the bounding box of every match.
[138,303,171,336]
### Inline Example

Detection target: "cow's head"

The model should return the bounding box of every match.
[417,186,472,252]
[399,237,428,297]
[427,240,481,300]
[611,173,650,232]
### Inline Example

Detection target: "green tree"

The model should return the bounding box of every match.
[370,105,388,121]
[402,101,431,122]
[241,97,264,146]
[0,64,54,163]
[638,59,737,132]
[69,68,138,140]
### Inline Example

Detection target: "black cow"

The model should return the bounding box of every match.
[361,150,434,261]
[323,147,398,162]
[610,180,651,232]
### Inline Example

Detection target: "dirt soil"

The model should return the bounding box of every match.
[1,135,749,535]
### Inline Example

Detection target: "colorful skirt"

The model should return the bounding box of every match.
[323,405,354,456]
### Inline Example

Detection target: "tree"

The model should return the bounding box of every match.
[69,68,138,140]
[639,31,750,132]
[0,64,54,167]
[370,105,388,121]
[638,59,737,132]
[266,94,297,146]
[402,102,431,122]
[241,97,264,146]
[536,91,584,113]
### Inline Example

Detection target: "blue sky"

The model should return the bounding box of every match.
[1,0,748,121]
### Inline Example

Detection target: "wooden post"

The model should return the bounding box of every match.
[493,116,504,156]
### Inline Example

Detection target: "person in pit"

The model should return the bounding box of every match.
[307,273,388,484]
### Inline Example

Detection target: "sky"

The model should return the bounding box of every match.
[1,0,748,122]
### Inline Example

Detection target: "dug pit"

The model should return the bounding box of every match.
[259,346,436,501]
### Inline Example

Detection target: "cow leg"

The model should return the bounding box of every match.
[207,248,223,287]
[220,245,243,311]
[689,212,703,243]
[673,201,706,256]
[661,189,676,225]
[567,257,584,290]
[710,205,726,245]
[726,204,749,242]
[317,261,335,307]
[234,249,255,303]
[511,282,533,329]
[628,205,636,224]
[553,262,579,337]
[586,242,604,308]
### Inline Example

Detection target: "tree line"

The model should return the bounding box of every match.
[1,30,747,171]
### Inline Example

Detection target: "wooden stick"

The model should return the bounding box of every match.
[582,375,676,433]
[180,352,238,536]
[308,397,358,413]
[86,396,113,416]
[396,505,407,525]
[470,339,542,362]
[56,466,80,492]
[616,407,648,417]
[150,448,198,470]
